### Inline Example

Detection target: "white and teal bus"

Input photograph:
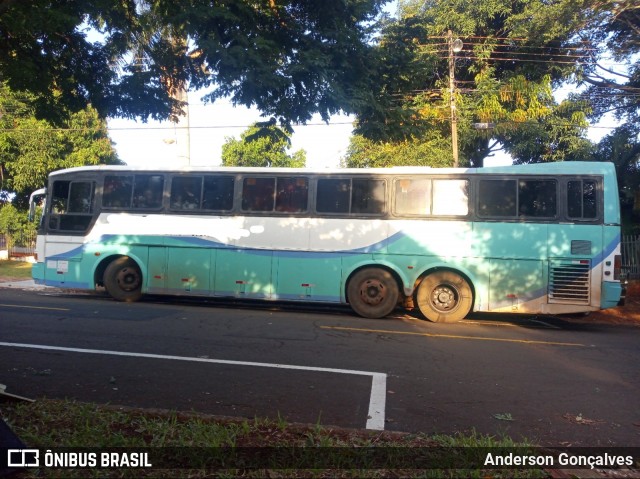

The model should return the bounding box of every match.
[29,161,624,322]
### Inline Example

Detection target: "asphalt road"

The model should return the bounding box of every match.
[1,286,639,447]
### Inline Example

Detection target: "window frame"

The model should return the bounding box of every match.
[565,176,602,223]
[392,176,470,218]
[476,176,559,221]
[169,175,204,212]
[314,176,387,217]
[102,174,165,211]
[47,179,97,234]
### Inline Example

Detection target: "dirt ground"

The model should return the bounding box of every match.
[585,280,640,326]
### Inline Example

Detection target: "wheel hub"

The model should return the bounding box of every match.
[431,285,457,312]
[360,279,386,306]
[116,267,141,291]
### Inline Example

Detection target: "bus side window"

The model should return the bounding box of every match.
[518,180,556,218]
[103,175,133,208]
[352,179,385,215]
[49,180,95,232]
[68,182,94,213]
[242,177,275,212]
[478,179,517,217]
[316,179,350,213]
[275,177,308,213]
[568,180,597,219]
[50,181,70,215]
[203,176,235,211]
[394,179,431,215]
[132,175,164,209]
[432,179,469,216]
[171,176,202,210]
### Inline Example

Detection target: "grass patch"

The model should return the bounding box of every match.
[1,399,548,478]
[0,259,32,280]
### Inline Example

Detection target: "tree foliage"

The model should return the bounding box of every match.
[349,0,604,167]
[342,133,451,168]
[0,202,36,245]
[0,0,384,125]
[0,83,120,206]
[509,0,640,186]
[221,123,306,168]
[346,0,635,168]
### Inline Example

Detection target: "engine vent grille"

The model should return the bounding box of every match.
[549,260,591,304]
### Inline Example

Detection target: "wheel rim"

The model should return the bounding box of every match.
[116,267,141,292]
[430,284,459,313]
[359,279,387,306]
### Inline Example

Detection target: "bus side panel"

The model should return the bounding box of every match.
[387,220,473,257]
[39,235,90,289]
[472,223,549,314]
[547,223,605,312]
[214,249,273,299]
[147,247,167,293]
[274,252,342,302]
[167,247,212,295]
[488,259,545,313]
[146,246,213,296]
[601,225,623,309]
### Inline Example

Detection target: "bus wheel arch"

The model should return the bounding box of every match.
[100,255,143,302]
[346,266,401,319]
[414,268,474,323]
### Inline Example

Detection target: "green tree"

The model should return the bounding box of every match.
[349,0,599,167]
[342,133,451,168]
[0,83,120,206]
[221,123,306,168]
[0,202,36,247]
[0,0,384,125]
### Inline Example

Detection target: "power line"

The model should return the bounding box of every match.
[0,120,355,133]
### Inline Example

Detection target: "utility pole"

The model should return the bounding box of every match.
[174,86,191,166]
[448,30,462,168]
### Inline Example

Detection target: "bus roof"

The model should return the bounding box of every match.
[49,161,616,177]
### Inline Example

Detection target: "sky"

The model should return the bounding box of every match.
[106,2,395,171]
[106,74,617,172]
[106,93,516,170]
[107,96,356,170]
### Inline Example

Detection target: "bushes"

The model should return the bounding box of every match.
[0,203,36,247]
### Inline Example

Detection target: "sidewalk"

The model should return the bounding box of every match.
[0,279,48,290]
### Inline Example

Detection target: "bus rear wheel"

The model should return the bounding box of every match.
[347,268,399,319]
[415,271,472,323]
[104,256,143,302]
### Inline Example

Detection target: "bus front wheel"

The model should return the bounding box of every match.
[416,271,472,323]
[347,268,399,319]
[104,257,143,302]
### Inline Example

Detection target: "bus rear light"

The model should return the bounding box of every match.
[614,254,622,281]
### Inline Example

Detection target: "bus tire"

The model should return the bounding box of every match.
[415,271,472,323]
[347,267,399,319]
[103,256,143,302]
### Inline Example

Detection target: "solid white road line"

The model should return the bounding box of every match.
[0,341,387,430]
